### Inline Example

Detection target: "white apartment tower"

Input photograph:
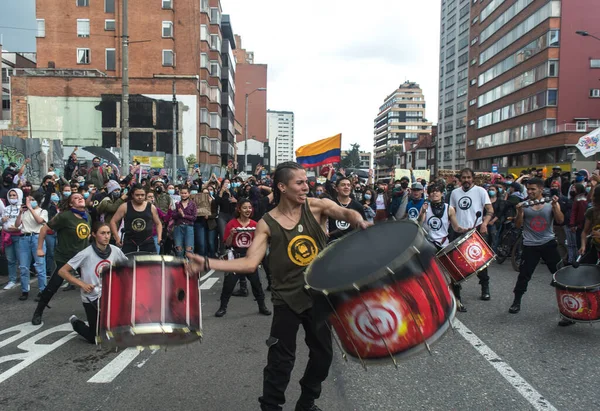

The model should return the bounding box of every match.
[267,110,295,168]
[437,0,471,171]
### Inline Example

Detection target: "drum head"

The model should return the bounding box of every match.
[305,220,424,292]
[554,265,600,288]
[437,229,475,256]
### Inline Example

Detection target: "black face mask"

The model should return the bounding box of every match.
[401,182,409,189]
[550,188,559,197]
[155,187,163,194]
[377,187,384,194]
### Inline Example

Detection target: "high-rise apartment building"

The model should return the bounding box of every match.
[267,110,294,168]
[467,0,600,173]
[9,0,226,166]
[220,15,236,167]
[437,0,472,171]
[373,81,432,179]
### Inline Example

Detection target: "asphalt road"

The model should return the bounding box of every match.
[0,261,599,411]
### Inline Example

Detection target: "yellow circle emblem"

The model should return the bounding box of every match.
[76,223,90,240]
[131,218,147,232]
[287,235,319,267]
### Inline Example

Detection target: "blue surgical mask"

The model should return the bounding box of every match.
[316,190,323,196]
[62,191,71,198]
[488,190,496,197]
[51,194,60,203]
[586,186,591,193]
[190,190,198,195]
[168,189,175,195]
[83,192,89,199]
[30,201,38,208]
[498,188,504,194]
[364,194,372,200]
[208,191,214,197]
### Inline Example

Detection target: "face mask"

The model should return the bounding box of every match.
[63,192,71,198]
[155,187,163,194]
[190,190,198,195]
[30,201,38,208]
[395,184,401,189]
[550,188,559,197]
[111,191,121,198]
[9,198,18,205]
[316,190,323,196]
[586,187,591,193]
[79,182,85,187]
[488,190,496,197]
[9,167,16,171]
[506,181,513,185]
[208,190,214,197]
[355,187,361,192]
[364,194,372,200]
[401,182,409,189]
[83,192,90,199]
[225,183,231,190]
[93,162,100,167]
[498,188,504,194]
[51,194,60,203]
[167,189,175,195]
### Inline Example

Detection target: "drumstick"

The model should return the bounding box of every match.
[472,211,482,230]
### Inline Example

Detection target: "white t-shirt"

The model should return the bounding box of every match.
[66,245,128,302]
[450,185,491,228]
[20,208,48,234]
[375,194,386,210]
[424,203,450,247]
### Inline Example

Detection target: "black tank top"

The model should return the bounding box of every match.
[124,201,153,243]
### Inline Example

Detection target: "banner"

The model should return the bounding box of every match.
[191,193,213,217]
[133,156,165,168]
[295,134,342,168]
[576,127,600,158]
[395,169,430,182]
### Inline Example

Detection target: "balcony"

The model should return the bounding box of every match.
[12,68,107,77]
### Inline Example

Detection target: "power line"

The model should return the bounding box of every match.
[0,24,123,39]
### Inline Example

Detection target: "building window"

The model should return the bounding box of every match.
[2,99,10,110]
[209,61,220,77]
[105,0,115,13]
[446,60,455,73]
[77,0,89,6]
[200,0,209,12]
[457,84,467,97]
[591,89,600,98]
[200,109,209,124]
[36,19,45,37]
[590,59,600,69]
[162,50,174,67]
[162,21,173,38]
[210,34,221,51]
[200,25,208,41]
[200,53,208,68]
[162,0,172,9]
[77,19,90,37]
[210,7,221,25]
[106,48,115,71]
[418,151,426,160]
[105,19,115,31]
[458,52,468,66]
[77,48,90,64]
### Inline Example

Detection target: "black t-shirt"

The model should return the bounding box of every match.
[328,197,366,242]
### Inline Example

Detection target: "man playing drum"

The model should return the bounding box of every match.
[187,161,371,411]
[419,183,469,310]
[508,178,563,316]
[449,168,494,302]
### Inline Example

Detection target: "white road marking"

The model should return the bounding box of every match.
[454,319,558,411]
[200,269,215,282]
[88,347,140,383]
[135,348,159,368]
[199,277,218,290]
[0,322,42,349]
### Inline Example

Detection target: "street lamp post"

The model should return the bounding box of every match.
[576,30,600,42]
[244,87,267,172]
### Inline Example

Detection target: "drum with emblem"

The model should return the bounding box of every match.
[436,229,495,284]
[98,255,202,348]
[552,265,600,323]
[304,220,456,368]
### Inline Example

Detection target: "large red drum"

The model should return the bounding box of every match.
[436,229,495,283]
[305,221,455,367]
[98,255,202,347]
[553,265,600,323]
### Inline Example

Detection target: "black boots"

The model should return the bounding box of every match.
[19,292,29,301]
[215,303,227,317]
[232,279,248,297]
[32,289,52,325]
[480,284,491,301]
[258,300,272,316]
[509,293,522,314]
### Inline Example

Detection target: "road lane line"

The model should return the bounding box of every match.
[88,347,140,383]
[453,319,557,411]
[200,269,215,282]
[200,277,218,290]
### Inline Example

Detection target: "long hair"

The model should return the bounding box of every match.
[234,198,252,218]
[273,162,305,204]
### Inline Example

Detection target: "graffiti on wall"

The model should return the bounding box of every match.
[0,136,64,185]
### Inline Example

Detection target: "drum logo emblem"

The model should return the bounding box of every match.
[336,220,351,231]
[407,207,419,220]
[466,244,483,262]
[76,223,90,240]
[530,216,547,233]
[351,302,400,344]
[458,196,472,210]
[235,232,252,248]
[561,295,581,312]
[287,235,319,266]
[131,218,146,232]
[427,216,442,231]
[95,259,111,278]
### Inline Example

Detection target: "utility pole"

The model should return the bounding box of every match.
[244,93,249,172]
[120,0,130,176]
[172,80,177,178]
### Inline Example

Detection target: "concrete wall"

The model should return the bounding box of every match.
[0,135,63,184]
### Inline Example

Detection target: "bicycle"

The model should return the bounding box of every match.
[495,218,523,271]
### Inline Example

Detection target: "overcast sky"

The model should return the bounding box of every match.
[1,0,442,154]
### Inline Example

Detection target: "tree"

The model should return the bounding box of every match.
[340,143,361,169]
[186,154,197,168]
[376,146,402,168]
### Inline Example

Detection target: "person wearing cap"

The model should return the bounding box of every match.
[404,182,425,221]
[388,177,410,220]
[96,180,128,228]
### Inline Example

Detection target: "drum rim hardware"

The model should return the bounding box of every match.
[552,265,600,323]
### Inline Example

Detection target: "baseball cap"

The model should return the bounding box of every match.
[552,165,562,171]
[511,182,523,192]
[411,182,424,190]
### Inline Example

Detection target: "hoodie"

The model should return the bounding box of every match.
[1,188,23,232]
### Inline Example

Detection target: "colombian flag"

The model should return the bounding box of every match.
[295,134,342,168]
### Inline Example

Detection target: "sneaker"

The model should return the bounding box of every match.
[295,402,322,411]
[69,315,79,326]
[558,318,576,327]
[3,281,17,290]
[19,292,29,301]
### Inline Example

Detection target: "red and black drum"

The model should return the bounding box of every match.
[98,255,202,348]
[553,265,600,323]
[436,229,495,284]
[304,221,456,368]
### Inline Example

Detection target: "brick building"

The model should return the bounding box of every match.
[466,0,600,174]
[398,131,437,174]
[1,50,36,122]
[5,0,227,166]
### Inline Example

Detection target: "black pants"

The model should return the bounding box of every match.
[514,240,560,296]
[37,260,68,308]
[452,267,489,299]
[122,239,155,255]
[220,270,264,305]
[72,300,98,344]
[259,304,333,411]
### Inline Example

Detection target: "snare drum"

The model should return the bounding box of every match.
[305,221,455,368]
[436,229,495,284]
[98,255,202,347]
[553,265,600,323]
